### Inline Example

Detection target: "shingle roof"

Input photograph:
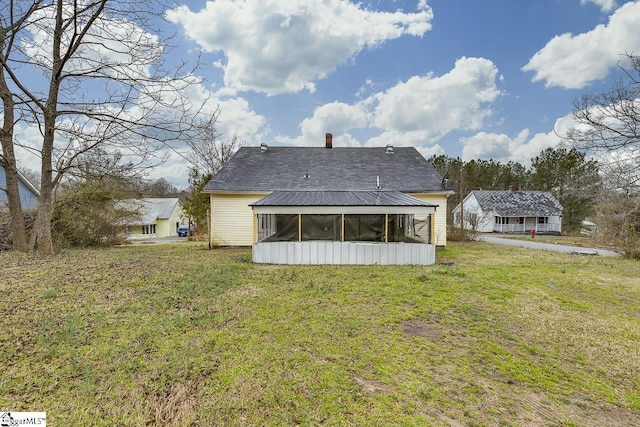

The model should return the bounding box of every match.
[472,190,563,216]
[120,198,180,224]
[203,146,447,193]
[250,190,438,207]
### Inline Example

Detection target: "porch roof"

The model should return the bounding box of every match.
[250,190,438,207]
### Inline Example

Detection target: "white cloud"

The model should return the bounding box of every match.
[166,0,433,95]
[581,0,617,12]
[370,57,501,141]
[276,101,368,146]
[522,1,640,89]
[278,57,501,152]
[460,114,577,165]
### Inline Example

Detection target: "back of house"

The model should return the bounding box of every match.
[203,138,452,251]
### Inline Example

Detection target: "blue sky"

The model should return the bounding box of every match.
[10,0,640,188]
[155,0,640,186]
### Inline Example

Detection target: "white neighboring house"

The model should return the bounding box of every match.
[121,198,185,239]
[452,190,563,234]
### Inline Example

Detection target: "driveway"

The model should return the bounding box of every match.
[476,235,620,257]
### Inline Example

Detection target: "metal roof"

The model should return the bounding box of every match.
[204,146,448,193]
[250,190,438,207]
[120,198,181,224]
[472,190,563,216]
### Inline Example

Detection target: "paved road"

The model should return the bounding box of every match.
[476,235,621,257]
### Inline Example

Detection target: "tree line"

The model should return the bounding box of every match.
[427,147,601,234]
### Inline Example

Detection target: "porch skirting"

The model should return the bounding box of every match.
[253,241,436,265]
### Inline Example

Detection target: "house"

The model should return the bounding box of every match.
[121,197,185,239]
[0,162,39,210]
[452,190,563,234]
[203,134,452,265]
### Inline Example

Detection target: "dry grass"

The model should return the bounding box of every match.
[1,242,639,426]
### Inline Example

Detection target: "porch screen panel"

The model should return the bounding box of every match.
[301,214,341,241]
[259,214,298,242]
[387,214,430,243]
[411,214,430,243]
[344,214,385,242]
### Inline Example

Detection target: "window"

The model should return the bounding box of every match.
[142,224,156,235]
[538,217,548,224]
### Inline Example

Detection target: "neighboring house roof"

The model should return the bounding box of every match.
[470,190,563,217]
[204,146,448,193]
[250,190,438,207]
[121,198,181,225]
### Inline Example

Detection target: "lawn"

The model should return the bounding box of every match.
[1,242,639,426]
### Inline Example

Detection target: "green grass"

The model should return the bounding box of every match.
[1,242,639,426]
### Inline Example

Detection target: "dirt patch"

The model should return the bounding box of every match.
[353,376,393,393]
[400,320,443,341]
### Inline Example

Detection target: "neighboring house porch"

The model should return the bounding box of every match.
[492,216,561,234]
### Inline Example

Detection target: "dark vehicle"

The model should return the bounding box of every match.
[177,226,188,237]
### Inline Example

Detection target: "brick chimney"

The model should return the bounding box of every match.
[325,133,332,149]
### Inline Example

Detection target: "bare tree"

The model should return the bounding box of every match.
[565,53,640,171]
[0,1,205,254]
[187,107,245,176]
[0,2,43,251]
[564,53,640,257]
[182,109,245,239]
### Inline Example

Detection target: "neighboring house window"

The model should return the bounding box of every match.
[495,217,509,224]
[517,217,524,224]
[142,224,156,234]
[538,217,548,224]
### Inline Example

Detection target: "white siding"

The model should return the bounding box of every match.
[253,241,436,265]
[210,193,268,246]
[452,194,494,233]
[156,203,185,237]
[409,193,449,246]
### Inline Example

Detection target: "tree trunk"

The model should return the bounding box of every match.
[29,111,57,255]
[30,186,54,255]
[28,0,63,255]
[0,31,29,251]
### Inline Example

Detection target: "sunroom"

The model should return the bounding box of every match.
[250,190,438,265]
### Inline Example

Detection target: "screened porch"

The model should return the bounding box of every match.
[250,191,438,265]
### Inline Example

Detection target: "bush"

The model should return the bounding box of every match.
[51,180,139,248]
[447,226,479,242]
